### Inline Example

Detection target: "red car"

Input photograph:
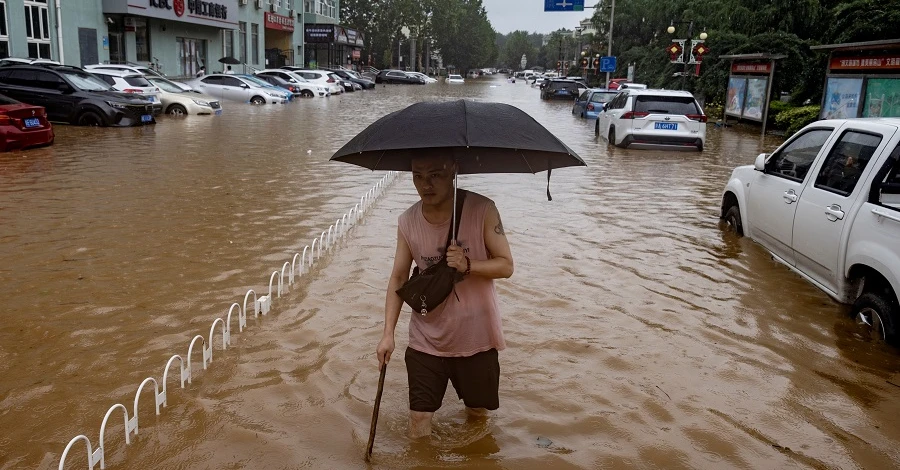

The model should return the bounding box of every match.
[607,78,630,90]
[0,94,53,152]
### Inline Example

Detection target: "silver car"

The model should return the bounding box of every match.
[181,74,288,105]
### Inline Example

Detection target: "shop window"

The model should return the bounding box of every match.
[304,0,312,13]
[134,18,150,62]
[0,1,9,59]
[238,22,247,64]
[286,0,292,10]
[251,23,258,65]
[24,0,51,59]
[176,37,207,78]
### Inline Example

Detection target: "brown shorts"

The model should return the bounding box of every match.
[405,347,500,413]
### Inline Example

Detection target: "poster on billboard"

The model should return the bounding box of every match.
[821,77,863,119]
[741,77,768,121]
[863,78,900,118]
[726,77,747,117]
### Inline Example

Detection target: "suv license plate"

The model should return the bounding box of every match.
[141,114,152,123]
[214,109,223,115]
[23,117,40,128]
[654,122,678,130]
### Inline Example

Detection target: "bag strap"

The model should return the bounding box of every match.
[444,189,467,249]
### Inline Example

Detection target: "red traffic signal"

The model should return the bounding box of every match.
[593,58,600,67]
[581,58,588,67]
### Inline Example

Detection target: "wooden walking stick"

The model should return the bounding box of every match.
[365,363,387,462]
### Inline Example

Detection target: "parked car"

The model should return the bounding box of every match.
[540,79,582,100]
[255,69,329,97]
[607,78,630,90]
[0,65,155,126]
[572,88,618,119]
[329,73,357,92]
[182,74,289,104]
[0,58,61,67]
[375,70,425,84]
[325,68,376,89]
[446,74,464,84]
[281,67,344,95]
[84,64,193,91]
[594,88,706,151]
[406,71,437,84]
[145,77,221,115]
[720,118,900,343]
[253,74,304,97]
[88,69,163,115]
[0,93,53,151]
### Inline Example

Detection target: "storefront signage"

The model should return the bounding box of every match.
[265,12,293,31]
[830,56,900,70]
[731,62,771,74]
[102,0,238,29]
[305,24,334,43]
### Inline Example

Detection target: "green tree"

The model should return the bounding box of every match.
[502,31,536,70]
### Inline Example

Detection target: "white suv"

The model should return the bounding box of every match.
[89,68,163,115]
[281,67,343,95]
[84,64,193,91]
[595,89,707,151]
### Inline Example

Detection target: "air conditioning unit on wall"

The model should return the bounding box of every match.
[239,0,247,5]
[289,9,295,17]
[269,3,276,12]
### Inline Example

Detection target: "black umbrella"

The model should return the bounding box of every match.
[218,56,241,65]
[331,100,584,177]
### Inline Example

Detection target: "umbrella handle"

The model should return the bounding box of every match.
[365,363,387,461]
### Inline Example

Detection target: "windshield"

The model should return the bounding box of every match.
[148,77,185,93]
[346,71,361,79]
[240,75,271,87]
[449,75,462,79]
[60,70,111,91]
[590,92,618,103]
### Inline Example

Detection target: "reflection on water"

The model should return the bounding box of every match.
[1,77,899,470]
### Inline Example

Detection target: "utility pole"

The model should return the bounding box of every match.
[606,0,615,87]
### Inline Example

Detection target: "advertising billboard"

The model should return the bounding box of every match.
[741,77,768,121]
[726,77,747,117]
[822,77,863,119]
[863,78,900,118]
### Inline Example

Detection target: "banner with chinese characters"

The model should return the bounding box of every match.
[830,56,900,71]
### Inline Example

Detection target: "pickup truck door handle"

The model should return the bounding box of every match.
[783,190,799,204]
[824,204,845,221]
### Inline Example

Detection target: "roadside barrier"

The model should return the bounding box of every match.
[58,171,400,469]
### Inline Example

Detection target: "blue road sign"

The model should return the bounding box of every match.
[544,0,584,12]
[600,56,617,73]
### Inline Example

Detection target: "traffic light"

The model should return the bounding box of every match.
[581,58,588,67]
[557,61,561,68]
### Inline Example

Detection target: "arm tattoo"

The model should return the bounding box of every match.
[494,217,505,236]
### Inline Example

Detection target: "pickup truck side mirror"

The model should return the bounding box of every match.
[754,153,768,171]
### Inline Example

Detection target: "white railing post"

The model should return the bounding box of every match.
[319,231,326,257]
[59,435,100,470]
[301,245,310,270]
[290,255,300,283]
[226,302,245,334]
[98,403,133,469]
[161,354,186,408]
[244,290,259,319]
[327,225,334,249]
[208,317,228,364]
[187,335,208,384]
[133,377,162,436]
[310,238,318,266]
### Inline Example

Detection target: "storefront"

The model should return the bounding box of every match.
[812,39,900,120]
[101,0,237,78]
[263,11,293,68]
[303,23,363,69]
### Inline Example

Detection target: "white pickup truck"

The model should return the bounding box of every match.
[721,118,900,343]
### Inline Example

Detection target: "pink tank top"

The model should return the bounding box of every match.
[398,190,506,357]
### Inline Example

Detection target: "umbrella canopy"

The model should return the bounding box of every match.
[218,56,241,65]
[330,100,585,175]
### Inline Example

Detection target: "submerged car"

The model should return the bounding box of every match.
[375,69,425,84]
[572,88,618,119]
[446,74,464,84]
[540,79,582,100]
[594,89,707,151]
[146,77,222,115]
[182,74,289,104]
[0,65,155,126]
[255,69,329,97]
[89,68,163,115]
[0,93,53,151]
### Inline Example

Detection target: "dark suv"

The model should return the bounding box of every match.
[0,65,156,126]
[375,70,425,84]
[540,79,583,100]
[324,68,375,89]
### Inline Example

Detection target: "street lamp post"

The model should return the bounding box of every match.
[667,20,708,91]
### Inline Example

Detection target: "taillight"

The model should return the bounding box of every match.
[587,103,594,111]
[0,114,10,124]
[123,88,142,93]
[621,111,649,119]
[326,78,335,83]
[687,114,708,122]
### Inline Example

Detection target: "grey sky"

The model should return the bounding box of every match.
[482,0,594,35]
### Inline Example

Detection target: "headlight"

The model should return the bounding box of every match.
[106,101,129,109]
[191,99,211,107]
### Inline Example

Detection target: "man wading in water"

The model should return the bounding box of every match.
[376,154,514,438]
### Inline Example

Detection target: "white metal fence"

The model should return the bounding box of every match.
[58,171,399,469]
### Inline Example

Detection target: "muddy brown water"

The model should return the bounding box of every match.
[2,76,899,470]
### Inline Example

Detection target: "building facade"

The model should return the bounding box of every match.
[0,0,354,79]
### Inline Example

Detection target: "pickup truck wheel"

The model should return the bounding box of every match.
[595,119,600,136]
[851,292,898,343]
[723,205,743,236]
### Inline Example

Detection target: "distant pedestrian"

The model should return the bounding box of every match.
[195,66,206,78]
[224,66,234,75]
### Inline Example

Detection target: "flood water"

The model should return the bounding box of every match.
[2,75,899,470]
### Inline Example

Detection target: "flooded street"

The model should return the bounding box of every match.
[2,75,900,469]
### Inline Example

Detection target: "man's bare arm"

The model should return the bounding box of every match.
[447,202,514,279]
[377,226,413,367]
